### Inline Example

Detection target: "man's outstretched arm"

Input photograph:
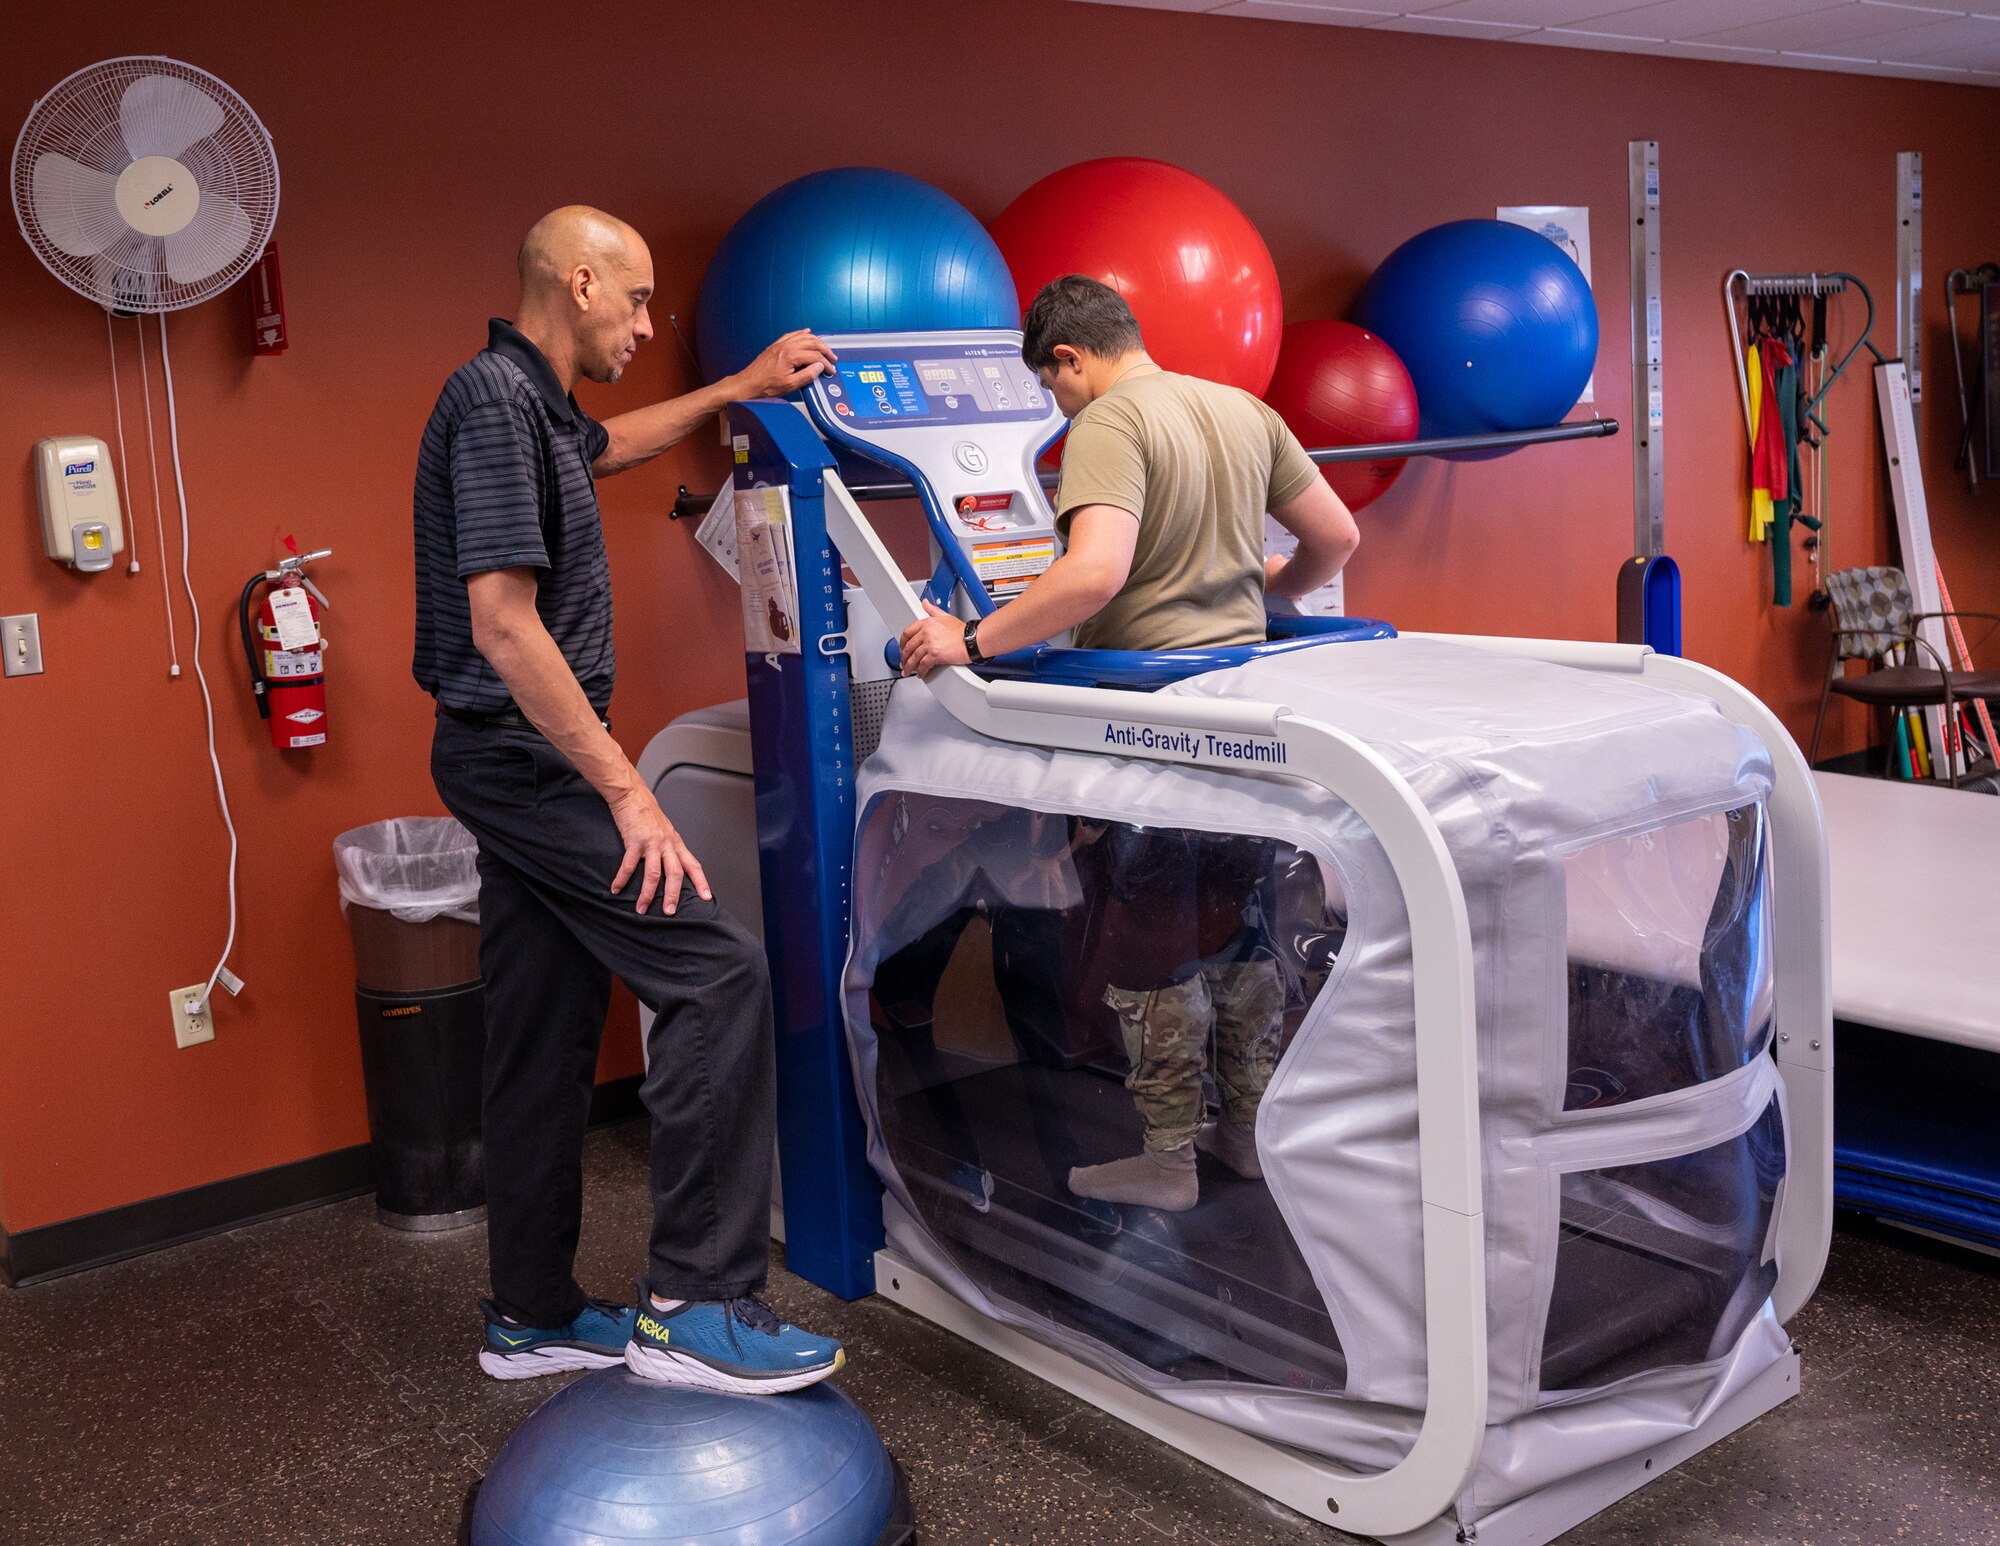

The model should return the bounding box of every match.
[896,504,1140,674]
[591,331,838,476]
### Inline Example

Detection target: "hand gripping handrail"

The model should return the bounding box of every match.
[825,470,1488,1536]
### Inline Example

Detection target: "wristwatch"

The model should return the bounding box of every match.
[962,619,988,665]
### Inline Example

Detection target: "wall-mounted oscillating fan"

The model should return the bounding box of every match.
[11,55,278,314]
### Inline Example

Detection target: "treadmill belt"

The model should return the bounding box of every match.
[883,1059,1347,1390]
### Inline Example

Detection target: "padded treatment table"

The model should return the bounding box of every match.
[1816,773,2000,1247]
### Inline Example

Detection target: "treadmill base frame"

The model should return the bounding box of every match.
[874,1248,1801,1544]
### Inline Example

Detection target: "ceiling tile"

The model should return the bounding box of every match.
[1414,0,1647,20]
[1676,48,1822,71]
[1862,14,2000,59]
[1369,13,1541,31]
[1066,0,2000,85]
[1869,58,1977,79]
[1514,26,1680,48]
[1695,1,1941,47]
[1211,0,1397,21]
[1561,0,1837,37]
[1931,39,2000,66]
[1217,0,1397,9]
[1650,38,1785,58]
[1771,46,1921,72]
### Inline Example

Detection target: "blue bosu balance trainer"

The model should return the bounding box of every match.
[470,1368,913,1546]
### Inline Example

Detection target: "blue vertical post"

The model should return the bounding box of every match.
[730,401,884,1300]
[1617,554,1682,656]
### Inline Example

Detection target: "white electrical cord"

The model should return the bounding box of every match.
[135,316,182,677]
[158,314,239,1015]
[103,310,141,576]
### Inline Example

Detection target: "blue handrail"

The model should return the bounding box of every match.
[887,611,1395,689]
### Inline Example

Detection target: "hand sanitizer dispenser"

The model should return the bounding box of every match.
[36,436,125,574]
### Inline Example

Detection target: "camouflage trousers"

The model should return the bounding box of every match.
[1102,958,1284,1152]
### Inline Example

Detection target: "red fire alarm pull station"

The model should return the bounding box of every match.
[249,239,287,355]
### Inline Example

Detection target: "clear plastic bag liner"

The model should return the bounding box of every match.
[333,816,480,924]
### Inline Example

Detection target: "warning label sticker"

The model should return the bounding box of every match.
[971,537,1054,598]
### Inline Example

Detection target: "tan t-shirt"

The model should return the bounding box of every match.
[1054,368,1320,652]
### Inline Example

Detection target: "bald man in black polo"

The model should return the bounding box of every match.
[414,206,845,1393]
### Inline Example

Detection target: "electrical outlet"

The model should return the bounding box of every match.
[170,984,214,1048]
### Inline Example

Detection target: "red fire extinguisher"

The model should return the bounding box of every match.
[239,544,333,749]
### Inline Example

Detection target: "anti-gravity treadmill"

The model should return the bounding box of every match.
[658,328,1832,1545]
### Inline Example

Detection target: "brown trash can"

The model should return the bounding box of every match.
[335,819,487,1232]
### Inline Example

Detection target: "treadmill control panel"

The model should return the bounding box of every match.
[806,331,1067,604]
[825,348,1050,426]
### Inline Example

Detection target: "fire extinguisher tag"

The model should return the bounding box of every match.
[268,586,318,650]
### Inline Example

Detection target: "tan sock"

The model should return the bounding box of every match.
[1068,1144,1199,1212]
[1196,1120,1263,1180]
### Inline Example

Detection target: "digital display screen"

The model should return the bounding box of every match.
[835,359,929,419]
[820,347,1051,428]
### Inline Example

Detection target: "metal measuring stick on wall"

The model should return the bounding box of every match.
[1618,138,1680,654]
[1897,150,1923,418]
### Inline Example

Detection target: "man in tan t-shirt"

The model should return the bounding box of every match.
[898,275,1360,1212]
[897,274,1358,669]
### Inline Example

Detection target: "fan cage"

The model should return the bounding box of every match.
[11,55,279,313]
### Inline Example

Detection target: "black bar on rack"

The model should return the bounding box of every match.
[1740,272,1848,297]
[669,416,1620,519]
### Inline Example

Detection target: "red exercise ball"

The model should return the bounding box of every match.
[990,158,1284,395]
[1262,321,1419,512]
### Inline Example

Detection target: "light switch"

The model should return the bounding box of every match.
[3,614,44,677]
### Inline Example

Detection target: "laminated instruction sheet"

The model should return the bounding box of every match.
[736,484,801,655]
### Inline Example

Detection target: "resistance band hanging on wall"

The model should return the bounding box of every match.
[1724,271,1884,607]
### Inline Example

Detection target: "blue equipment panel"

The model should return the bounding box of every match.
[1835,1021,2000,1251]
[732,400,884,1300]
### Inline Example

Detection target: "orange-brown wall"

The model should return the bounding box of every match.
[4,2,1997,1234]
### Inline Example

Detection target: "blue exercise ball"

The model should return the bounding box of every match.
[696,167,1018,383]
[1353,219,1597,441]
[471,1368,911,1546]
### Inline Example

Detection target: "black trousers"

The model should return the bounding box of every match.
[430,716,775,1326]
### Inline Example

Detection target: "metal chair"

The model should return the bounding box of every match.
[1810,565,2000,787]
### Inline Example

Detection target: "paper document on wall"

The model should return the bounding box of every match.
[695,480,741,581]
[736,484,801,655]
[1498,204,1594,404]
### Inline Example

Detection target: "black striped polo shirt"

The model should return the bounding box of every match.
[412,318,615,715]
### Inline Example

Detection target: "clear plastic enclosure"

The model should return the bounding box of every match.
[1541,1099,1785,1392]
[852,793,1349,1390]
[1563,805,1773,1111]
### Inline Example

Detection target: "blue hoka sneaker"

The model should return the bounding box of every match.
[478,1296,636,1380]
[625,1288,844,1394]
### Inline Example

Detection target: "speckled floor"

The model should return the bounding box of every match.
[3,1119,1997,1545]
